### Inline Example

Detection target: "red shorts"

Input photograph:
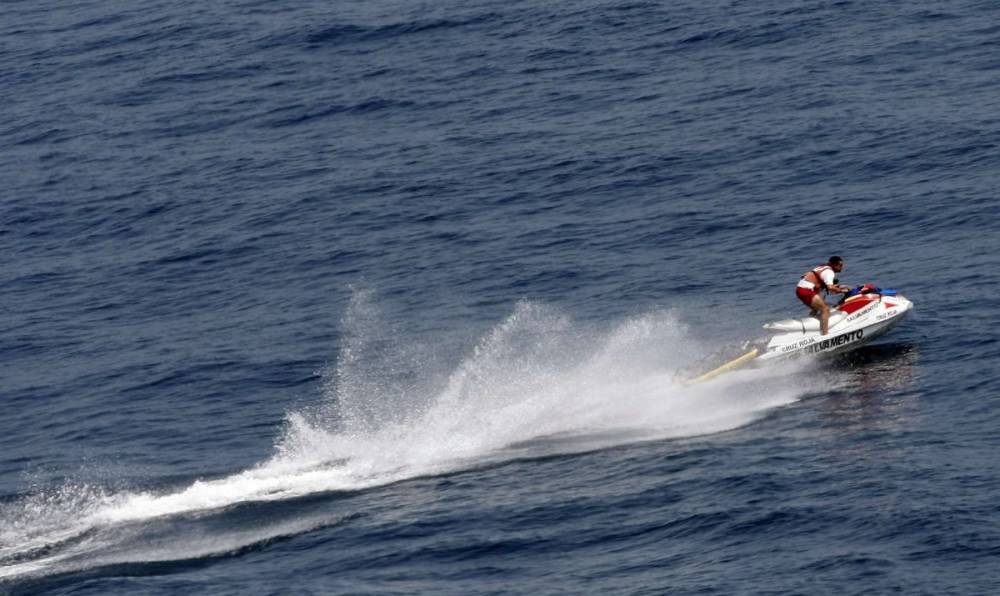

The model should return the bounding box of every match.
[796,287,817,306]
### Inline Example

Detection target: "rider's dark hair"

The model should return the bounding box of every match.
[829,255,843,265]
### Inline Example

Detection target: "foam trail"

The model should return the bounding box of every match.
[0,297,809,583]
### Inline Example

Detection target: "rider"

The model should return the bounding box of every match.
[796,256,851,335]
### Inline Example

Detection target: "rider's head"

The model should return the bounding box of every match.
[828,255,844,272]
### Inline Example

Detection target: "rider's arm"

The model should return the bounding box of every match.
[819,269,850,294]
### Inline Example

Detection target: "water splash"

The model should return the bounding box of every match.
[0,295,808,583]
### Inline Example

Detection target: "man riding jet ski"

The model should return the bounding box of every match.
[680,258,912,384]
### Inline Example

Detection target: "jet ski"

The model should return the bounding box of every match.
[682,284,912,384]
[756,283,912,362]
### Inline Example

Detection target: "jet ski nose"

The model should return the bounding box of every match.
[886,295,913,313]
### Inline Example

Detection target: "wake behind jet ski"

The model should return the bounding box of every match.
[682,284,913,384]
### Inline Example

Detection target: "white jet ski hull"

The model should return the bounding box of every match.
[757,291,912,362]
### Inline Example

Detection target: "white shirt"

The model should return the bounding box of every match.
[817,267,836,287]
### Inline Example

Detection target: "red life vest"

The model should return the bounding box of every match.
[801,265,833,292]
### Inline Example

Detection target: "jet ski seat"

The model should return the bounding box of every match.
[763,311,848,333]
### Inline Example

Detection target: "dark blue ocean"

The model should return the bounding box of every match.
[3,0,1000,593]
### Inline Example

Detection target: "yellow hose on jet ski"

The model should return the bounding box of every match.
[681,347,759,385]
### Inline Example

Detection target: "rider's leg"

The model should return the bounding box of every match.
[810,295,830,335]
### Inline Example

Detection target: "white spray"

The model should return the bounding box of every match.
[0,294,808,581]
